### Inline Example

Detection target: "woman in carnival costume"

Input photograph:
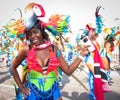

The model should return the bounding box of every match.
[101,26,120,84]
[83,6,111,100]
[100,30,116,83]
[84,24,98,100]
[10,3,89,100]
[84,25,110,100]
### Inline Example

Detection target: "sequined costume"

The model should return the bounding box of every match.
[25,43,61,100]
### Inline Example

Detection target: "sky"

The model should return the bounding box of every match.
[0,0,120,31]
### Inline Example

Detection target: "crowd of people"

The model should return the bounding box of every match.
[0,2,120,100]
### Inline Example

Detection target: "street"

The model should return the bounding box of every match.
[0,61,120,100]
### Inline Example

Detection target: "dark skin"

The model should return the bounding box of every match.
[10,28,89,100]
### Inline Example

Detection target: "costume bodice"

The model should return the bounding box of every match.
[27,45,60,75]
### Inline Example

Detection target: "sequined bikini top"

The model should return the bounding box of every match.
[27,41,60,75]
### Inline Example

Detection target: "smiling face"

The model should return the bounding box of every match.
[27,28,43,46]
[25,20,49,46]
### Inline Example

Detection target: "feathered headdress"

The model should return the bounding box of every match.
[3,18,25,38]
[45,14,72,50]
[104,27,117,42]
[45,14,71,36]
[24,2,45,18]
[2,2,45,38]
[95,6,104,34]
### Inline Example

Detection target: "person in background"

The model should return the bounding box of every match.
[84,24,109,100]
[84,27,98,100]
[100,35,115,84]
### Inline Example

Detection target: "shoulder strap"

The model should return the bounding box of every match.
[45,58,50,66]
[51,45,54,52]
[51,45,61,58]
[48,44,54,52]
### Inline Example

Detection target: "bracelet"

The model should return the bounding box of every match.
[77,54,84,61]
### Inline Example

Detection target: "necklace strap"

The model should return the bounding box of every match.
[33,41,52,50]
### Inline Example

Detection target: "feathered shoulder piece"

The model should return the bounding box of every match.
[2,2,46,38]
[2,18,25,38]
[45,14,71,36]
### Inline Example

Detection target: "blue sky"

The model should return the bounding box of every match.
[0,0,120,31]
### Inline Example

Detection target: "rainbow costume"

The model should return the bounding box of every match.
[25,41,61,100]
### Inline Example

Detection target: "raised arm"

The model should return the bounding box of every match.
[54,45,89,75]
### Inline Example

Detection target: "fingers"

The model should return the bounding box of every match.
[21,87,30,97]
[80,45,90,56]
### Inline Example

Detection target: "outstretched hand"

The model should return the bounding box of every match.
[78,45,90,57]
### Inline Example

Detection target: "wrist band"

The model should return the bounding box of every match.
[77,54,84,61]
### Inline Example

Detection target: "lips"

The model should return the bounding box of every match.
[31,38,39,44]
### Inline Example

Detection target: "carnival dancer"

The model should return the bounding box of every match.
[9,4,89,100]
[84,30,109,100]
[100,26,119,84]
[84,6,111,100]
[83,22,110,100]
[84,25,99,100]
[100,33,115,84]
